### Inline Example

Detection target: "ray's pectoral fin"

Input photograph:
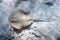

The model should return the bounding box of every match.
[12,22,33,33]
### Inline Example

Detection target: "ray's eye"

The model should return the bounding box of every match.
[10,17,19,23]
[11,20,19,23]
